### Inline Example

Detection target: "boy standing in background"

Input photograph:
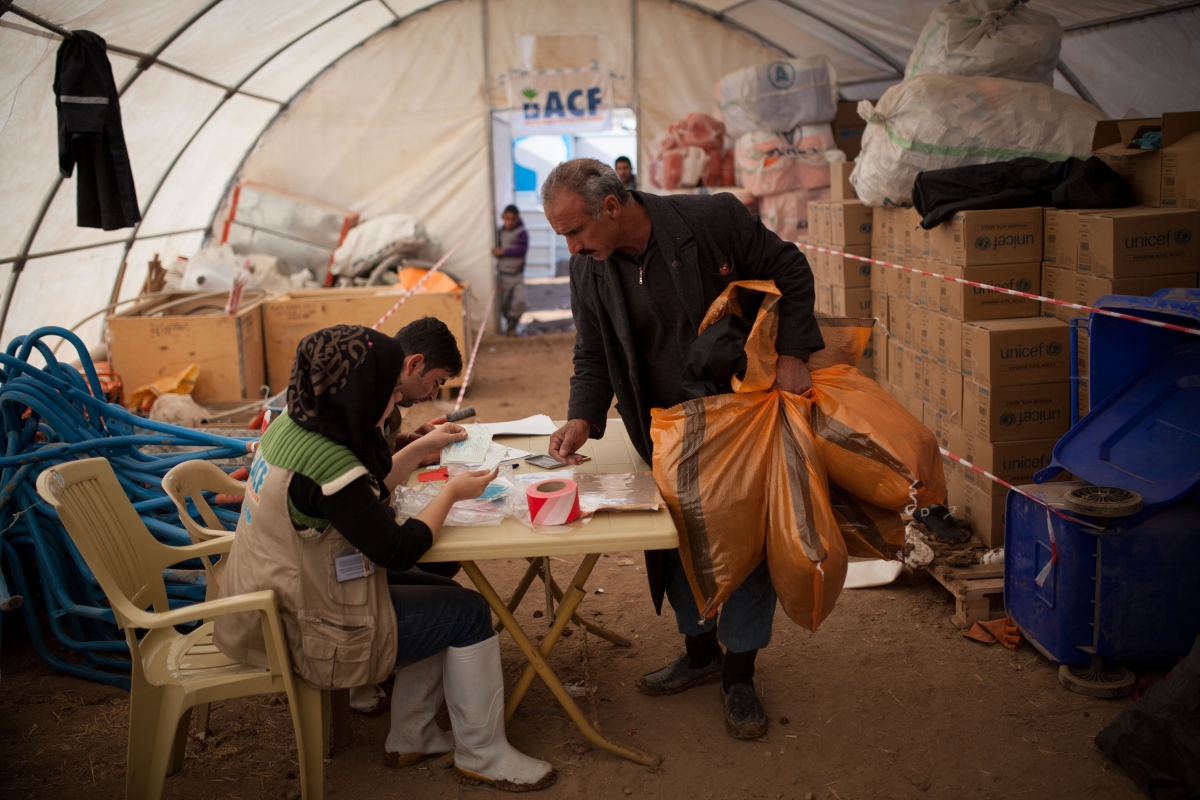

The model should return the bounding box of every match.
[492,204,529,337]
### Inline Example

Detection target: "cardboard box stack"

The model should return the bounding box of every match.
[805,188,875,373]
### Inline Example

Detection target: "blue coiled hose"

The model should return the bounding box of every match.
[0,327,255,689]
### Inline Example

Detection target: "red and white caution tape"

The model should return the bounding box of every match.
[372,219,483,331]
[452,285,498,412]
[796,241,1200,338]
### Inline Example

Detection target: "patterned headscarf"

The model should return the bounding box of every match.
[287,325,407,481]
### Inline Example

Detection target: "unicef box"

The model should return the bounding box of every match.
[928,208,1043,267]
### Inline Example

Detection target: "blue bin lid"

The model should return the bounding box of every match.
[1050,341,1200,509]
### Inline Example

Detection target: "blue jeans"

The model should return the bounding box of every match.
[388,568,494,669]
[661,548,776,653]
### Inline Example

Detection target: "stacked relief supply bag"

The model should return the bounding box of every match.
[649,113,731,190]
[906,0,1063,86]
[851,74,1106,207]
[735,125,840,196]
[716,57,838,139]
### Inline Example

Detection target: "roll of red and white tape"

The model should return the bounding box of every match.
[527,478,581,526]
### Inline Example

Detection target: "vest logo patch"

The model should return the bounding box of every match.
[247,454,268,504]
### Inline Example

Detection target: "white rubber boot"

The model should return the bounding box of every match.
[384,653,455,768]
[443,637,557,792]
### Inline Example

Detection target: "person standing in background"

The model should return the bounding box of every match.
[614,156,636,191]
[492,204,529,337]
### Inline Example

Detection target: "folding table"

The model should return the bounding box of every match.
[415,419,678,767]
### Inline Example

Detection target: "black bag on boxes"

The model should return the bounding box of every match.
[913,156,1134,229]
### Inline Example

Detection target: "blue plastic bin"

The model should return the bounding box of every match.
[1005,481,1200,664]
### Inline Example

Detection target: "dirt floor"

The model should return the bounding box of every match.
[0,333,1151,800]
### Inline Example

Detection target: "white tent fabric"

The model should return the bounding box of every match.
[1,0,1198,349]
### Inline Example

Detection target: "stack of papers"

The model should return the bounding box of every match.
[441,425,492,465]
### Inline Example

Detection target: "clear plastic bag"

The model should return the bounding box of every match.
[393,469,517,528]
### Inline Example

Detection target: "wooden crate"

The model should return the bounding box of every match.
[107,292,267,405]
[926,563,1005,628]
[262,287,470,394]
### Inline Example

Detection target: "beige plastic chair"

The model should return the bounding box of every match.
[37,458,325,800]
[161,460,244,602]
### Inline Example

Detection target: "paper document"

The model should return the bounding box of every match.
[481,414,559,437]
[453,442,533,470]
[441,425,492,464]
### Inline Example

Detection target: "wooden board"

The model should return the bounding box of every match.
[107,293,267,405]
[262,287,470,394]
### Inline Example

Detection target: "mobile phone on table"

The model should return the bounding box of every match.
[525,454,589,469]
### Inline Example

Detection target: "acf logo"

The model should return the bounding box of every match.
[975,236,991,251]
[1000,412,1016,427]
[1047,341,1063,356]
[520,86,605,122]
[1178,229,1194,245]
[767,61,796,90]
[247,453,268,504]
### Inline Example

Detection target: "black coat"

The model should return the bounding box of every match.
[54,31,140,230]
[566,190,824,614]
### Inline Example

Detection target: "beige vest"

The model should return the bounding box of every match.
[212,451,398,689]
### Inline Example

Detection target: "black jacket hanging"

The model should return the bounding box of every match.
[54,30,140,230]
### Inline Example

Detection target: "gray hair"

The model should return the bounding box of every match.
[541,158,631,219]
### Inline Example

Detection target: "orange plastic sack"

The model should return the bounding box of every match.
[809,363,947,510]
[653,281,846,631]
[828,484,906,562]
[768,391,847,631]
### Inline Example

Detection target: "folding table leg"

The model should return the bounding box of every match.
[459,559,660,768]
[493,558,542,633]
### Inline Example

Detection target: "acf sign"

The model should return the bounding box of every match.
[506,68,613,136]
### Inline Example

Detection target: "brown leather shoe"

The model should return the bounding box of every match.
[720,682,768,739]
[635,651,724,697]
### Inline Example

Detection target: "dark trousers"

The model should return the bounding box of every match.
[388,568,493,669]
[661,548,776,653]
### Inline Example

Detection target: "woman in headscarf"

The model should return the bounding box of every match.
[214,324,555,792]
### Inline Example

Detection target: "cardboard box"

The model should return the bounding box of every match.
[831,201,873,247]
[915,305,934,357]
[1077,271,1198,307]
[107,292,267,405]
[824,247,872,287]
[946,459,968,511]
[901,208,929,260]
[871,326,890,375]
[1093,113,1200,207]
[962,378,1071,442]
[1044,208,1081,268]
[1078,207,1200,278]
[818,201,834,244]
[888,296,907,345]
[872,208,889,251]
[961,317,1070,387]
[1163,128,1200,209]
[935,261,1041,320]
[900,298,919,347]
[833,100,868,160]
[830,161,856,201]
[871,262,887,294]
[887,340,923,392]
[871,291,889,329]
[1041,264,1083,321]
[927,362,963,420]
[900,386,925,421]
[263,287,469,393]
[961,481,1008,548]
[1076,326,1089,377]
[927,208,1043,266]
[934,313,962,373]
[949,426,1061,495]
[830,286,872,317]
[816,282,833,315]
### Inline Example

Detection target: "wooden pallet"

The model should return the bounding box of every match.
[925,563,1005,629]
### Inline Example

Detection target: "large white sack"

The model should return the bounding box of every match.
[850,74,1106,207]
[716,57,838,138]
[906,0,1062,85]
[736,125,838,196]
[331,213,431,279]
